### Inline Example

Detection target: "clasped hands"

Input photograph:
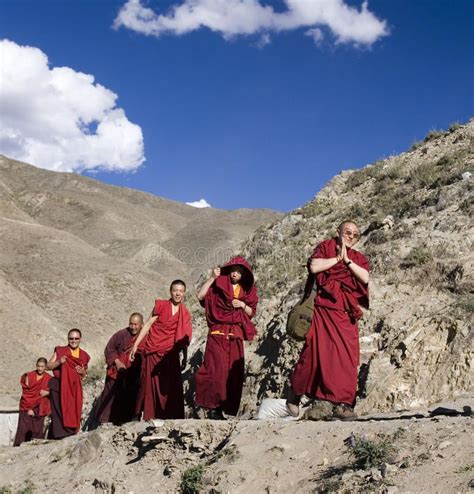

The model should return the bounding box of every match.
[336,239,350,264]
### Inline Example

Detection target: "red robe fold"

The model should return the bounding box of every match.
[54,346,90,431]
[19,371,51,416]
[137,300,192,420]
[105,328,138,379]
[14,371,51,446]
[96,328,141,424]
[291,238,370,406]
[195,256,258,415]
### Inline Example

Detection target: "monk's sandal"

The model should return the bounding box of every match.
[333,403,357,421]
[207,408,227,420]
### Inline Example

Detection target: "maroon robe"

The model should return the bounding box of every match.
[14,371,51,446]
[195,256,259,416]
[291,238,370,406]
[136,300,192,420]
[96,328,141,425]
[48,346,90,439]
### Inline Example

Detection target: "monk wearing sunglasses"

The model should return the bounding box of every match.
[287,220,370,420]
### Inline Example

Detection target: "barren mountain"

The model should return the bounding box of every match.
[0,156,280,396]
[0,123,472,494]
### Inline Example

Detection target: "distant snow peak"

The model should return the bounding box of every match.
[186,199,212,208]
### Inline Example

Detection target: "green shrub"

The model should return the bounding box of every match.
[180,465,204,494]
[347,435,395,469]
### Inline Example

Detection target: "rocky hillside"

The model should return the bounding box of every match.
[235,120,473,416]
[0,157,280,396]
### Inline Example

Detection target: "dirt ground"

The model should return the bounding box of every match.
[0,396,472,493]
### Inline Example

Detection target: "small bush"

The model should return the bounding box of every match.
[84,362,105,384]
[0,487,12,494]
[409,140,424,152]
[448,122,462,133]
[180,465,204,494]
[19,484,34,494]
[424,130,445,142]
[347,435,395,469]
[400,247,433,269]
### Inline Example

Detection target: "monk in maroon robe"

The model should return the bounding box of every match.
[95,313,143,425]
[13,357,51,446]
[287,221,370,420]
[130,280,192,420]
[47,328,90,439]
[195,256,259,419]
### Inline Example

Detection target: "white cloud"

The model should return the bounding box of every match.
[0,39,145,173]
[114,0,388,47]
[186,198,212,208]
[306,27,324,46]
[256,33,271,48]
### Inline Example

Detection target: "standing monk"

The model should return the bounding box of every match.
[287,221,370,420]
[13,357,51,446]
[47,329,90,439]
[130,280,192,420]
[96,313,143,425]
[195,256,259,420]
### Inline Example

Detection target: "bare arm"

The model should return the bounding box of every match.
[309,257,341,274]
[46,351,65,371]
[197,267,220,300]
[347,261,369,285]
[130,313,157,361]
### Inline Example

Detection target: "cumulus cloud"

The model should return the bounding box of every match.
[186,198,212,208]
[0,39,145,172]
[114,0,388,47]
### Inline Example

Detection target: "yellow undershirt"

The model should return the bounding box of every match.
[233,283,241,299]
[36,374,43,381]
[70,348,80,359]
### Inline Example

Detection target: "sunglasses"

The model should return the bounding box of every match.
[342,229,361,239]
[68,337,80,341]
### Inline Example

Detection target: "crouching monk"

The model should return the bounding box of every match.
[130,280,192,420]
[47,329,90,439]
[96,313,143,425]
[13,357,51,446]
[287,221,370,420]
[195,256,259,419]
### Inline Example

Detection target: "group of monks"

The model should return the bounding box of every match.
[14,220,369,446]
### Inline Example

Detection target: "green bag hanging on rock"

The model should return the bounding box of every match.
[286,274,317,341]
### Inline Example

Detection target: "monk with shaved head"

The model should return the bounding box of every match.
[95,313,144,425]
[130,280,192,420]
[13,357,51,446]
[47,329,90,439]
[287,221,370,420]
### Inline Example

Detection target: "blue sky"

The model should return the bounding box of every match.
[0,0,472,211]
